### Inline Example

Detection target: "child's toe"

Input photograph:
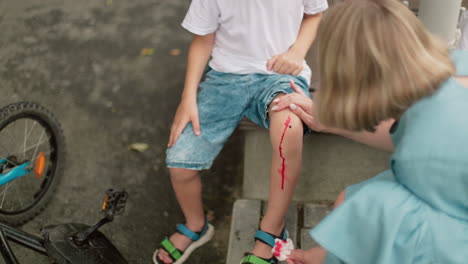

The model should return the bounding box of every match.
[158,250,173,264]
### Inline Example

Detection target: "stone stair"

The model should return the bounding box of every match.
[226,129,390,264]
[243,129,390,202]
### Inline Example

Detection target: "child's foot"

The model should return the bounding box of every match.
[157,233,193,264]
[251,240,276,260]
[156,222,207,264]
[241,223,286,263]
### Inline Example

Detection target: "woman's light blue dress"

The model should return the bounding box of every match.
[310,50,468,264]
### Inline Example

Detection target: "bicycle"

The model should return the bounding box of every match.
[0,102,65,225]
[0,102,128,263]
[0,188,128,264]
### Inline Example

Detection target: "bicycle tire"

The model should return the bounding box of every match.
[0,102,65,226]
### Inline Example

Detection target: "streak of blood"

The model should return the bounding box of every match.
[278,116,292,190]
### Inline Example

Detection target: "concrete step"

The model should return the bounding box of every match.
[300,203,332,249]
[226,200,332,264]
[243,129,391,202]
[226,199,262,264]
[226,200,299,264]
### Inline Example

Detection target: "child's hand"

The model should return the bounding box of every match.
[168,99,200,147]
[267,49,304,76]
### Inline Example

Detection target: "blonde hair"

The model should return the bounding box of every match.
[315,0,455,132]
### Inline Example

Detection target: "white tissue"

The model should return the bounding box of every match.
[271,238,295,261]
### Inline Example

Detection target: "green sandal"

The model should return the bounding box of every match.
[153,222,215,264]
[240,228,288,264]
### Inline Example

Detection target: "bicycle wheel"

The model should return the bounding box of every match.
[0,102,65,225]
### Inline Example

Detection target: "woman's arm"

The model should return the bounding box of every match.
[324,120,395,152]
[273,81,395,152]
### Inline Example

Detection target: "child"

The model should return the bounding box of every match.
[273,0,468,263]
[153,1,328,263]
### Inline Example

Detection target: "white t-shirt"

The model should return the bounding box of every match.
[182,0,328,85]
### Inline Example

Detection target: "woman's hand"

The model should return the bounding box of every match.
[267,49,304,76]
[286,248,327,264]
[286,249,307,264]
[271,80,327,132]
[168,98,200,147]
[272,82,395,152]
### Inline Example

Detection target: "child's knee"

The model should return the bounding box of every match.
[269,108,304,135]
[334,190,346,208]
[169,167,199,182]
[269,109,303,158]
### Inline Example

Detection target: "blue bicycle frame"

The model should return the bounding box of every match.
[0,159,32,186]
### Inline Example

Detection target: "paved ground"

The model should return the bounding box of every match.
[2,1,468,264]
[0,1,243,263]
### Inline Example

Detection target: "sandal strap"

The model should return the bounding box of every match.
[176,222,209,241]
[241,253,277,264]
[254,228,287,248]
[160,237,183,261]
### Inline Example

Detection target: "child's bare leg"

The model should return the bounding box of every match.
[252,93,304,258]
[157,168,206,263]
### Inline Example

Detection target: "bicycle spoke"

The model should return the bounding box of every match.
[30,129,45,165]
[4,126,18,156]
[25,120,37,141]
[11,120,22,159]
[14,180,24,210]
[0,182,11,209]
[18,136,49,156]
[23,119,28,159]
[23,119,27,162]
[23,120,37,160]
[0,141,8,153]
[4,146,52,163]
[1,158,19,167]
[2,119,42,162]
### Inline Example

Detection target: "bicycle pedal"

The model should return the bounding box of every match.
[102,188,128,216]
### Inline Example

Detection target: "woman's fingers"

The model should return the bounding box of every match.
[289,80,307,96]
[272,93,312,113]
[286,258,302,264]
[290,104,327,132]
[271,94,292,111]
[289,104,314,128]
[287,250,307,264]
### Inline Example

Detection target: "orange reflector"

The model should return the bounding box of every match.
[34,152,46,179]
[102,195,109,210]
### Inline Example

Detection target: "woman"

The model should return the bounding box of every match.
[272,0,468,263]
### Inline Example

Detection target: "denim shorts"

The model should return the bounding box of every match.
[166,68,310,170]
